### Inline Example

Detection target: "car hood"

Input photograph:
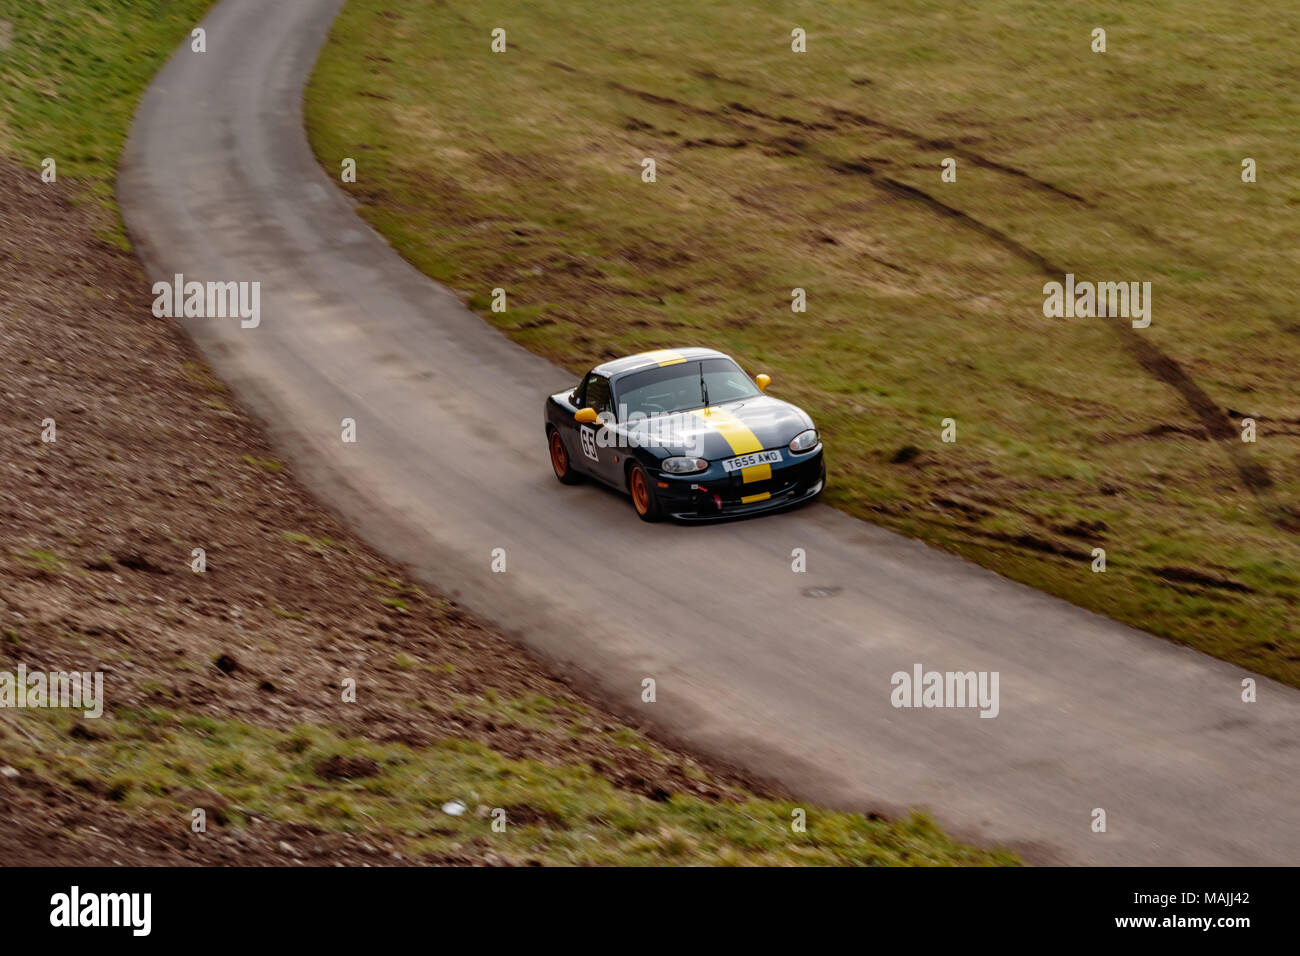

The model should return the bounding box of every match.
[621,395,814,460]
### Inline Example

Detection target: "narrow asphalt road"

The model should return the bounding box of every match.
[118,0,1299,864]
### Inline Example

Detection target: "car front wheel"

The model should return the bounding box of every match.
[628,461,664,522]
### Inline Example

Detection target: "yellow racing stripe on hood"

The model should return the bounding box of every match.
[690,407,771,483]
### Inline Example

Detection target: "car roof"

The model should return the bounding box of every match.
[592,347,731,378]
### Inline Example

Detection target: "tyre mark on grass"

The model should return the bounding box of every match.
[691,68,1300,341]
[633,49,1247,269]
[824,160,1056,273]
[815,155,1284,513]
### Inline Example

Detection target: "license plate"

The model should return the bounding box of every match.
[720,449,782,472]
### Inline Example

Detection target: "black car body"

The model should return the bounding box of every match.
[544,348,825,521]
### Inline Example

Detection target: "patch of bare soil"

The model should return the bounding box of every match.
[0,161,767,865]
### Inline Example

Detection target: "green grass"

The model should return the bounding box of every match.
[16,548,61,572]
[0,0,216,237]
[181,361,228,393]
[306,0,1300,686]
[243,454,284,473]
[5,707,1014,865]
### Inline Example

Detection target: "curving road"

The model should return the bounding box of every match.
[118,0,1299,864]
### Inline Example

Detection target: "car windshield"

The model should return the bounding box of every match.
[614,358,760,420]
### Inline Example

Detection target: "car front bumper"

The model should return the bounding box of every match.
[655,446,825,521]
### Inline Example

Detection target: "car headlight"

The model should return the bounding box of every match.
[661,456,709,474]
[789,429,819,453]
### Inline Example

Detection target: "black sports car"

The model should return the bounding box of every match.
[544,348,825,521]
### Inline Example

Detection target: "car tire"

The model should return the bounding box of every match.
[548,427,583,485]
[627,461,664,522]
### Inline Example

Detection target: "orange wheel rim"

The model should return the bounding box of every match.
[631,468,649,512]
[549,433,566,475]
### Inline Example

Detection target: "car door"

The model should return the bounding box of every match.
[573,372,622,486]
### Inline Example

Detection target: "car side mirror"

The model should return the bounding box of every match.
[755,373,771,392]
[575,407,600,424]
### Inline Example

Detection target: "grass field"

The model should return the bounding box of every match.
[306,0,1300,686]
[0,0,1012,864]
[0,0,217,238]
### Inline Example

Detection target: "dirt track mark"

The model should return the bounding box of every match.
[687,61,1239,268]
[606,78,762,134]
[726,101,838,132]
[688,68,1296,330]
[1153,566,1255,594]
[825,163,1058,274]
[681,69,1089,204]
[539,27,1085,204]
[816,105,1089,204]
[820,158,1281,508]
[528,9,1258,276]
